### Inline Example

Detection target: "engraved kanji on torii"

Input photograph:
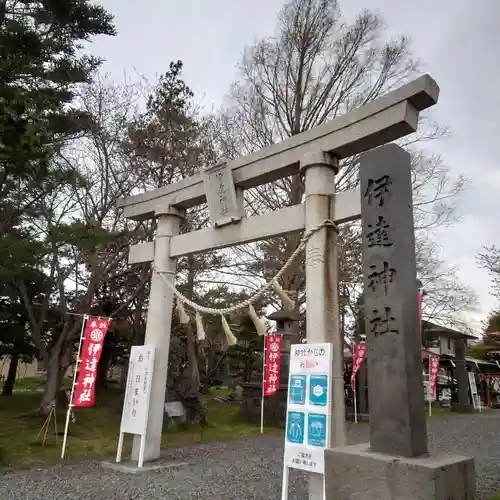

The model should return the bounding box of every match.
[116,74,439,466]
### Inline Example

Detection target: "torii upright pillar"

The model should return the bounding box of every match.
[131,207,184,463]
[301,151,346,500]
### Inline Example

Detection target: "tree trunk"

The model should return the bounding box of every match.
[120,363,128,391]
[1,353,18,396]
[185,324,201,398]
[184,260,207,397]
[96,344,111,389]
[281,174,304,296]
[36,343,71,416]
[0,1,7,27]
[38,355,60,415]
[176,323,206,423]
[243,342,253,382]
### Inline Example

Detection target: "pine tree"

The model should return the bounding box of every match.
[0,0,115,279]
[0,0,115,413]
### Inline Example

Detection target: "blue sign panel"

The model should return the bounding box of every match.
[286,411,305,444]
[289,375,307,405]
[307,413,327,447]
[309,374,328,406]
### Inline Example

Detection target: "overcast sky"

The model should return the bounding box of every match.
[88,0,500,332]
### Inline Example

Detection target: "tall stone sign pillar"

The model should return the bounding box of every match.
[361,144,427,456]
[324,144,476,500]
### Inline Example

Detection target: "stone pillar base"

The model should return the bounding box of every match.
[325,443,475,500]
[345,409,369,422]
[451,402,474,413]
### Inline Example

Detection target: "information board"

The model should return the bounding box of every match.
[284,343,332,475]
[468,371,481,410]
[120,345,155,435]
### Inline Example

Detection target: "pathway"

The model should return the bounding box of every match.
[1,412,500,499]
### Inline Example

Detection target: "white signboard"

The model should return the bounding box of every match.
[468,371,481,411]
[120,345,155,435]
[284,343,332,475]
[116,345,155,467]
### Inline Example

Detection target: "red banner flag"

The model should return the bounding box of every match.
[73,316,110,407]
[264,334,283,396]
[351,342,366,391]
[428,354,440,401]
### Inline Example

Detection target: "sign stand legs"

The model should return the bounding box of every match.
[116,432,124,463]
[281,466,290,500]
[115,433,145,468]
[138,435,146,468]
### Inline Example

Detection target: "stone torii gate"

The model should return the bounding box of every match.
[118,75,439,495]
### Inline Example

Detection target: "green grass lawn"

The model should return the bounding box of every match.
[0,379,454,470]
[12,376,73,393]
[0,386,280,469]
[426,404,451,417]
[488,493,500,500]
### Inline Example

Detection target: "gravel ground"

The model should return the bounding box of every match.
[1,411,500,499]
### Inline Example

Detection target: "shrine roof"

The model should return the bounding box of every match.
[423,321,476,340]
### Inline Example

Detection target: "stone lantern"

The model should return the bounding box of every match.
[266,309,304,386]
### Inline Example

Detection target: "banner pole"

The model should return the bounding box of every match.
[261,333,267,435]
[354,382,358,424]
[61,314,87,459]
